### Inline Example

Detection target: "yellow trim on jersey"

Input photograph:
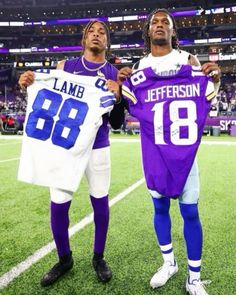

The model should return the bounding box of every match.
[122,87,137,104]
[206,91,216,101]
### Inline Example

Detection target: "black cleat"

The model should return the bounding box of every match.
[92,257,112,283]
[41,251,74,287]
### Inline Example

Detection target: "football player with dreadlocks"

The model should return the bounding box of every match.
[19,20,124,286]
[118,8,221,295]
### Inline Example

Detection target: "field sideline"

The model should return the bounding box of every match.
[0,134,235,295]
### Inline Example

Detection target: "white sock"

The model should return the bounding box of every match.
[163,252,175,264]
[188,259,201,283]
[189,270,200,283]
[160,243,175,265]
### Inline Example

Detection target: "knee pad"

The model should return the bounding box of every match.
[152,197,170,215]
[179,203,199,221]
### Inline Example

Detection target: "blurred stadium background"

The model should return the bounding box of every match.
[0,0,236,136]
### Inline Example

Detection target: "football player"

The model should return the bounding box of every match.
[117,8,221,295]
[19,20,123,286]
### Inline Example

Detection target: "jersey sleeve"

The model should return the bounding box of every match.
[108,98,127,130]
[122,78,137,104]
[205,79,216,101]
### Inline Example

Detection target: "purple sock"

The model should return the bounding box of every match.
[180,203,203,272]
[90,195,109,256]
[152,197,171,245]
[50,201,71,258]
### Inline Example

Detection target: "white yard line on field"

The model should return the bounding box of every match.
[0,158,20,163]
[201,140,236,145]
[0,135,23,140]
[0,178,145,289]
[0,142,21,146]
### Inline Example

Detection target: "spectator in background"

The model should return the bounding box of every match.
[6,115,15,129]
[19,20,125,287]
[0,101,5,112]
[0,116,3,132]
[230,95,236,112]
[209,96,218,117]
[228,123,232,135]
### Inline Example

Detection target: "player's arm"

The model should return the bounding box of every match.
[18,70,35,89]
[108,98,127,129]
[201,62,221,83]
[18,60,65,89]
[106,79,127,130]
[117,66,132,84]
[18,59,65,89]
[56,60,66,70]
[188,54,201,66]
[202,62,221,93]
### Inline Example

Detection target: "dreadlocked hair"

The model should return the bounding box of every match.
[142,8,180,56]
[81,20,111,57]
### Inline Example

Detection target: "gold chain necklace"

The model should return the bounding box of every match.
[81,56,107,72]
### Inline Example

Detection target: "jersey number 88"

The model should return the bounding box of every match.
[26,88,88,149]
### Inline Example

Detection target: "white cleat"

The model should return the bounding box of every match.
[186,277,211,295]
[150,261,178,289]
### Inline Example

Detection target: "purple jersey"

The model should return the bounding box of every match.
[64,56,118,149]
[122,65,216,198]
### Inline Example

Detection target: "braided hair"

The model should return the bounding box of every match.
[81,20,111,57]
[142,8,180,55]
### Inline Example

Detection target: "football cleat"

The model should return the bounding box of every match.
[186,277,210,295]
[92,257,112,283]
[150,261,178,288]
[41,251,74,287]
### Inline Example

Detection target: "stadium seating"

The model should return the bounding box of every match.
[0,0,235,134]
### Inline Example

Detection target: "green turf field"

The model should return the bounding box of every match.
[0,134,235,295]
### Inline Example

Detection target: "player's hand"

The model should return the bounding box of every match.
[18,70,35,89]
[201,62,221,83]
[106,79,120,102]
[118,67,132,83]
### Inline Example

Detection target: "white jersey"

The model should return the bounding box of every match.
[135,49,190,76]
[18,69,116,192]
[136,49,220,95]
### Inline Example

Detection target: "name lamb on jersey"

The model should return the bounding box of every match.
[53,78,85,99]
[145,83,200,102]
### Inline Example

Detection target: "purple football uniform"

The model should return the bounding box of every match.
[122,65,215,198]
[64,56,118,149]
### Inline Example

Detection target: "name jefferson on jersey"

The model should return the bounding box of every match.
[146,83,200,102]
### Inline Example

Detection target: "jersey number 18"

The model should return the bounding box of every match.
[152,100,198,145]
